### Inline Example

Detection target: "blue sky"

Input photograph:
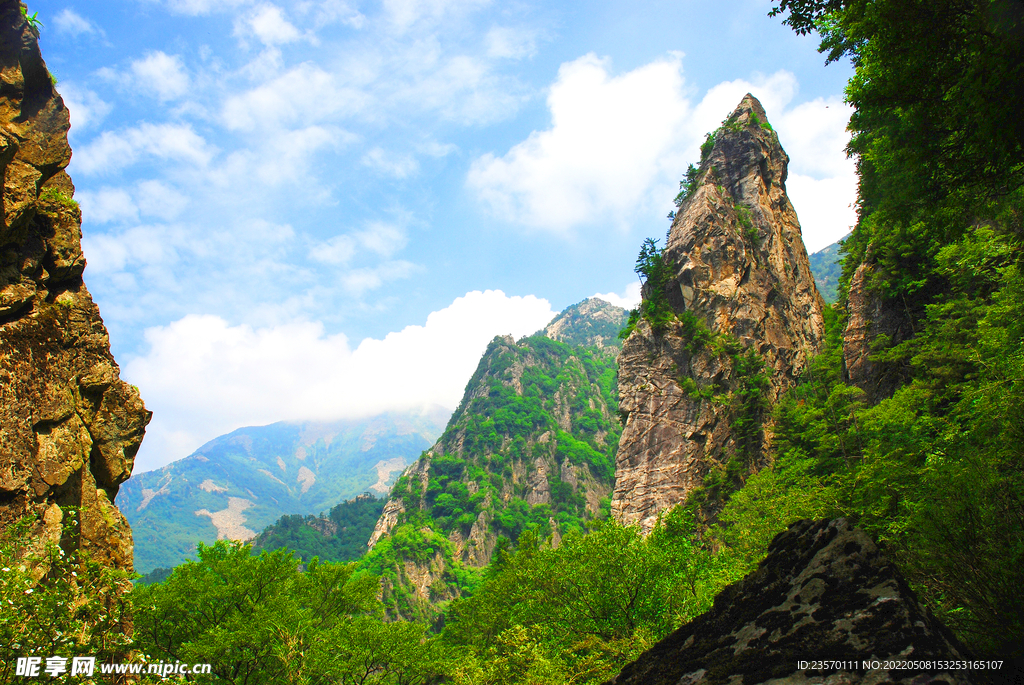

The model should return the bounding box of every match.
[36,0,855,472]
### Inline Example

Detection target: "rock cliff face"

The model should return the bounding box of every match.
[608,518,971,685]
[0,2,149,571]
[612,94,825,532]
[842,245,914,404]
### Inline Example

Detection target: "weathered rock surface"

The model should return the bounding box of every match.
[609,518,972,685]
[612,94,825,532]
[842,245,914,404]
[0,2,150,571]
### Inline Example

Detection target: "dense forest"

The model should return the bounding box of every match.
[3,0,1022,682]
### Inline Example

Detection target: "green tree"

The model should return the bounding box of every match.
[133,540,446,684]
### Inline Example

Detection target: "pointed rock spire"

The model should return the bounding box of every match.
[612,94,825,531]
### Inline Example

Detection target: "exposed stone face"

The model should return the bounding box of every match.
[0,2,150,571]
[612,94,825,532]
[608,519,972,685]
[842,245,913,404]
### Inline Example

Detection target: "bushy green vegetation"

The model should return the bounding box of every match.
[761,0,1024,660]
[440,510,730,684]
[133,540,448,684]
[0,511,135,681]
[253,494,386,563]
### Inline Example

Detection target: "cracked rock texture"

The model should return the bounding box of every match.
[842,244,914,405]
[612,94,825,532]
[0,1,150,572]
[608,518,972,685]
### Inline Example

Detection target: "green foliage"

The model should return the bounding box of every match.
[712,226,1024,657]
[700,130,717,161]
[736,204,758,244]
[673,164,702,208]
[630,238,677,334]
[759,0,1024,657]
[253,495,386,563]
[0,510,135,680]
[443,513,727,684]
[38,186,79,212]
[133,540,448,684]
[21,5,42,36]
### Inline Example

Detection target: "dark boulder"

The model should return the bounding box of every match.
[608,519,974,685]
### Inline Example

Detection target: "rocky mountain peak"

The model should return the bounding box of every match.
[541,297,628,349]
[612,94,825,532]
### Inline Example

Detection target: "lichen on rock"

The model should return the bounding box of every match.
[608,518,972,685]
[0,0,150,573]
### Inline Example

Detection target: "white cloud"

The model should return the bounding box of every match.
[237,4,303,46]
[309,234,356,265]
[467,53,691,231]
[125,290,557,471]
[361,147,419,178]
[130,52,190,101]
[77,181,189,226]
[309,221,408,265]
[77,187,138,224]
[786,173,857,253]
[307,0,365,29]
[82,225,178,274]
[165,0,249,16]
[136,180,190,220]
[467,55,855,252]
[383,0,490,33]
[53,9,100,36]
[222,63,367,131]
[341,260,417,294]
[592,281,642,310]
[59,84,112,133]
[486,26,536,59]
[212,125,352,189]
[73,123,214,175]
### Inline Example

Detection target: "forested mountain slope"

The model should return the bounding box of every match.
[362,298,628,619]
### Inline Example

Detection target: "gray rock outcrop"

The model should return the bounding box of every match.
[608,518,972,685]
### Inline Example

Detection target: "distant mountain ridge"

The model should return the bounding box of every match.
[808,237,847,304]
[118,409,449,573]
[540,297,630,348]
